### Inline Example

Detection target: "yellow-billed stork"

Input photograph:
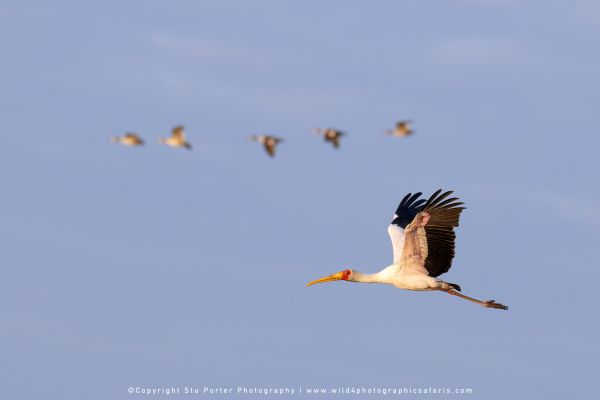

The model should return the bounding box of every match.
[385,120,414,137]
[312,127,346,149]
[249,135,282,157]
[307,190,508,310]
[158,125,192,150]
[109,133,144,146]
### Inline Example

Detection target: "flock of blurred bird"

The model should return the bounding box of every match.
[109,120,414,157]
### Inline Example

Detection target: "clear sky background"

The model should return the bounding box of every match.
[1,1,599,399]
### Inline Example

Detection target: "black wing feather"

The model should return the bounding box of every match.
[391,192,426,229]
[421,189,465,277]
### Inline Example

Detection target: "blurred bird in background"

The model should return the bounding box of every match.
[249,135,283,157]
[109,133,144,146]
[312,127,346,149]
[157,125,192,150]
[385,120,414,137]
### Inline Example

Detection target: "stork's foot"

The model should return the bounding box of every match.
[482,300,508,310]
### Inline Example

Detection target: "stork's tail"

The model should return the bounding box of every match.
[439,281,461,291]
[448,282,461,292]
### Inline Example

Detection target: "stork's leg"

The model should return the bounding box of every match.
[442,289,508,310]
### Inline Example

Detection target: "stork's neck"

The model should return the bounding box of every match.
[352,269,391,284]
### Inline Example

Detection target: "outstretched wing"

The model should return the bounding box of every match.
[264,142,276,157]
[401,189,465,277]
[171,125,185,140]
[329,136,340,148]
[387,192,427,264]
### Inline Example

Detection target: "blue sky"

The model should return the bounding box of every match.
[1,1,599,398]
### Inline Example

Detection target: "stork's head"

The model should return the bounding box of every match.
[306,269,354,286]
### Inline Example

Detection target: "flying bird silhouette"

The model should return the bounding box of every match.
[109,133,144,146]
[307,190,508,310]
[157,125,192,150]
[312,127,346,149]
[385,120,414,137]
[249,135,283,157]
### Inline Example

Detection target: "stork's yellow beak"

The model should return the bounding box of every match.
[306,272,344,286]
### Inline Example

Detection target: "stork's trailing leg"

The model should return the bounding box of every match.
[442,289,508,310]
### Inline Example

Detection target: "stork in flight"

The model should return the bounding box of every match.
[157,125,192,150]
[307,190,508,310]
[385,120,414,137]
[312,127,346,149]
[109,133,144,146]
[249,135,282,157]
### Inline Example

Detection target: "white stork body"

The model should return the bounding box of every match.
[348,266,441,290]
[307,190,508,310]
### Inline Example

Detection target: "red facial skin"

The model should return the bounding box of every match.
[342,269,352,280]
